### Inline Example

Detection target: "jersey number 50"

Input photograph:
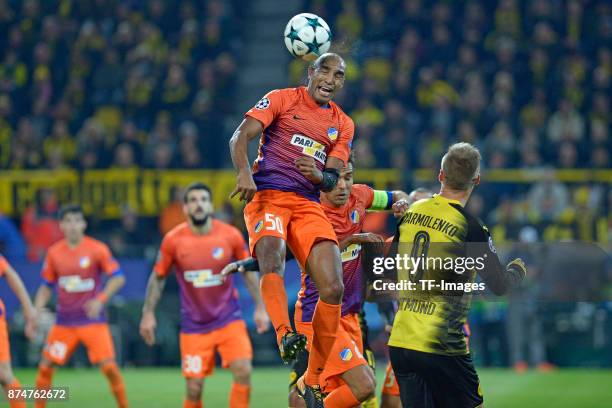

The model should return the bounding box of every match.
[265,213,284,234]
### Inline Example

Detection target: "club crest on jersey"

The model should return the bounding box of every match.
[340,348,353,361]
[327,127,338,141]
[79,256,91,268]
[350,210,359,223]
[212,247,224,260]
[255,97,270,110]
[254,220,264,233]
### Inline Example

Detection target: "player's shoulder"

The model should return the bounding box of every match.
[448,202,488,241]
[83,236,112,252]
[329,100,353,122]
[164,222,190,240]
[351,184,374,202]
[47,239,68,255]
[212,219,243,238]
[266,87,301,100]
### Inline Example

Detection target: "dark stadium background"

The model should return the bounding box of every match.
[0,0,611,405]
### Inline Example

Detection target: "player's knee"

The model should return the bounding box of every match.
[349,369,376,401]
[0,363,15,385]
[288,387,306,407]
[186,378,203,399]
[318,280,344,303]
[230,360,251,385]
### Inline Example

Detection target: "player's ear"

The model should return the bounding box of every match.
[473,174,481,186]
[438,169,444,183]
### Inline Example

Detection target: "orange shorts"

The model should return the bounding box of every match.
[43,323,115,365]
[179,319,252,379]
[0,301,10,363]
[382,361,400,396]
[295,312,368,392]
[244,190,338,268]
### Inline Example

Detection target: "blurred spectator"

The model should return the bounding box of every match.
[21,188,62,261]
[159,186,186,236]
[108,206,153,258]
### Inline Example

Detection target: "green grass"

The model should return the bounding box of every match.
[8,366,612,407]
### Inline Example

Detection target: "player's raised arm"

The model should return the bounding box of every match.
[229,117,263,202]
[468,221,526,295]
[3,263,37,339]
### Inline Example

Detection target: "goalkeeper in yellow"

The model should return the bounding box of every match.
[388,142,526,408]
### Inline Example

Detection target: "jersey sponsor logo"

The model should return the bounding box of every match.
[255,97,270,110]
[488,236,497,253]
[58,275,95,293]
[327,127,338,141]
[212,247,224,260]
[79,256,91,268]
[340,243,361,263]
[350,209,359,223]
[290,134,327,164]
[184,269,223,288]
[254,220,264,233]
[339,348,353,361]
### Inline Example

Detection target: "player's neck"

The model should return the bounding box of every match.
[438,187,471,207]
[66,236,84,248]
[189,218,213,235]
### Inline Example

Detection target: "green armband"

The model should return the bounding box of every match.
[369,190,393,211]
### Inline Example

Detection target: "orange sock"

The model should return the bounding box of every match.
[4,379,26,408]
[304,299,341,386]
[324,384,360,408]
[100,362,128,408]
[34,365,54,408]
[260,273,291,343]
[183,399,203,408]
[229,382,250,408]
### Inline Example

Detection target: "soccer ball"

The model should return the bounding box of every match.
[284,13,332,61]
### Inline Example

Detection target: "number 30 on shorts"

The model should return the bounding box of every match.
[264,213,284,234]
[183,354,202,374]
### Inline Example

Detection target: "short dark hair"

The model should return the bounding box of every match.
[183,182,212,203]
[347,150,355,166]
[58,204,84,220]
[312,52,346,71]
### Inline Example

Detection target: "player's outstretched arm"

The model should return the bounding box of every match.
[229,117,264,202]
[139,272,167,346]
[5,264,37,339]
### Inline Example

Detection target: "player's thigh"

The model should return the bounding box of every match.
[78,323,116,365]
[244,191,292,260]
[185,377,205,399]
[429,354,483,408]
[43,325,80,366]
[389,346,434,408]
[180,332,216,379]
[304,241,343,302]
[216,320,253,370]
[254,236,287,275]
[287,198,339,269]
[320,322,369,393]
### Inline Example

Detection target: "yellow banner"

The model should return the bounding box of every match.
[0,168,609,218]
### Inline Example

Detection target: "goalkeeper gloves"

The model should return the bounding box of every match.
[506,258,527,278]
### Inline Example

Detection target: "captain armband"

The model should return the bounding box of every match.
[369,190,394,211]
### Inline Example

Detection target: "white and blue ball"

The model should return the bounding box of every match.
[284,13,332,61]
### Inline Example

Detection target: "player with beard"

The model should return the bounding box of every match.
[140,182,270,408]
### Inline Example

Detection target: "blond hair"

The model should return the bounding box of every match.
[441,143,481,190]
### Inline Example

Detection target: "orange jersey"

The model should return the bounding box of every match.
[41,237,120,326]
[297,184,375,322]
[153,220,250,333]
[245,86,354,201]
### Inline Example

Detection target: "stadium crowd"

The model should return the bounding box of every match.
[0,0,609,377]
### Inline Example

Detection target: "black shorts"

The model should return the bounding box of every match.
[389,346,483,408]
[289,350,309,391]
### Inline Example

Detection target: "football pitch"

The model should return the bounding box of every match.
[11,366,612,407]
